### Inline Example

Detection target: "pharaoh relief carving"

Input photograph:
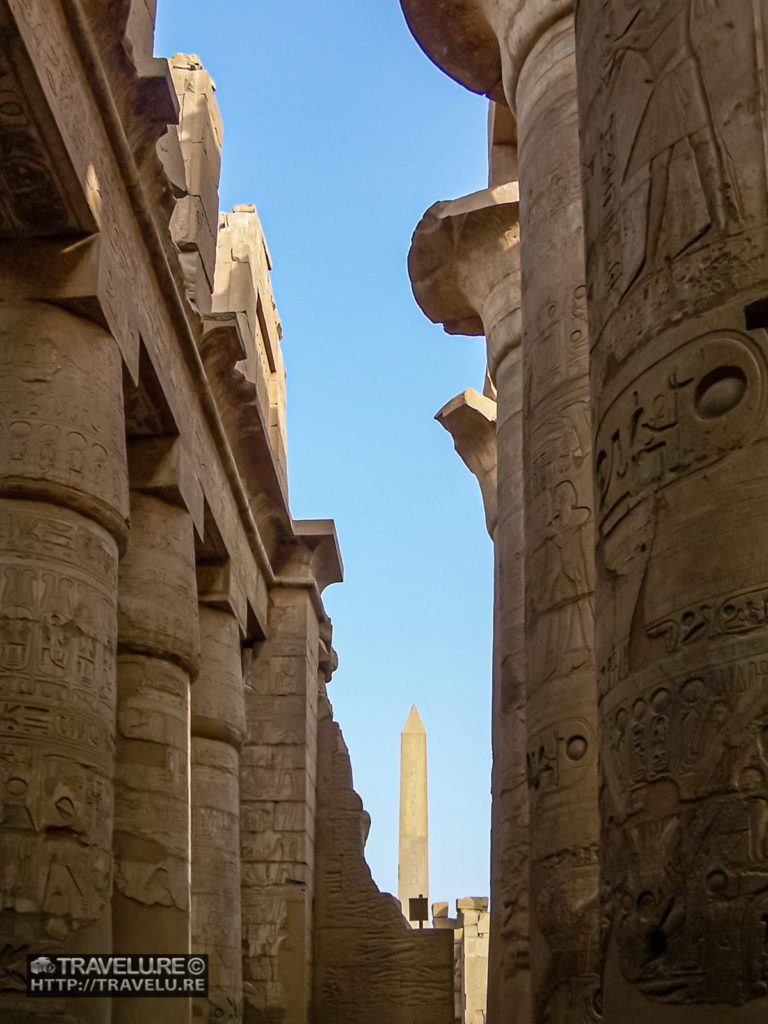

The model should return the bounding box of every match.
[528,399,595,687]
[580,0,767,333]
[610,0,742,278]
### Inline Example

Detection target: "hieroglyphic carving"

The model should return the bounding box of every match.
[113,656,190,916]
[117,493,199,674]
[595,331,767,536]
[0,303,129,539]
[607,0,742,282]
[192,738,241,1023]
[516,18,601,1023]
[0,501,117,983]
[0,13,92,238]
[527,718,596,797]
[525,286,590,405]
[191,605,243,1022]
[578,0,768,348]
[601,650,768,1003]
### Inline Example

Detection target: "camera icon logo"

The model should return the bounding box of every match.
[30,956,56,975]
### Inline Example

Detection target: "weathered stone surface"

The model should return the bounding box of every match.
[516,19,600,1023]
[575,0,768,1017]
[192,738,241,1023]
[0,302,126,1023]
[0,10,399,1023]
[456,898,490,1024]
[0,302,129,542]
[213,207,288,495]
[241,588,319,1024]
[314,695,455,1024]
[117,492,200,676]
[113,489,198,1023]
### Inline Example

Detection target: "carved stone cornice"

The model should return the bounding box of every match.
[408,182,521,382]
[199,313,292,560]
[0,3,98,239]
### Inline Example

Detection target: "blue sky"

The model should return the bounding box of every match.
[154,1,494,909]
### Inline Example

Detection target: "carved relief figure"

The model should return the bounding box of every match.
[540,481,593,680]
[610,0,742,274]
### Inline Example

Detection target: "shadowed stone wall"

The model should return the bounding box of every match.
[0,3,456,1022]
[314,693,454,1024]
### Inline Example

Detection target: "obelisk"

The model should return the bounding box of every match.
[398,704,429,925]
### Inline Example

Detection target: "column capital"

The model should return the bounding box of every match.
[284,520,344,593]
[400,0,573,112]
[408,183,520,381]
[435,389,498,537]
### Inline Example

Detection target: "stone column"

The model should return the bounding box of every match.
[457,897,490,1024]
[113,488,199,1024]
[241,586,320,1024]
[0,301,129,1023]
[576,0,768,1018]
[408,182,528,1021]
[514,16,600,1021]
[191,601,245,1023]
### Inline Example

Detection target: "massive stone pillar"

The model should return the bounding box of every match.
[241,586,320,1024]
[0,301,129,1023]
[191,602,245,1022]
[408,182,529,1020]
[114,487,199,1023]
[576,0,768,1018]
[514,16,600,1022]
[399,703,429,923]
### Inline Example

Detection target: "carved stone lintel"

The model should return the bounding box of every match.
[127,435,204,537]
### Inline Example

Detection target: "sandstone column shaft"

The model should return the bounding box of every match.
[491,336,530,1020]
[399,704,429,923]
[576,0,768,1017]
[191,605,245,1023]
[516,16,600,1021]
[114,490,199,1024]
[0,301,129,1024]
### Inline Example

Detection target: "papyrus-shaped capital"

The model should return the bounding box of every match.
[408,182,521,380]
[436,390,498,537]
[400,0,574,112]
